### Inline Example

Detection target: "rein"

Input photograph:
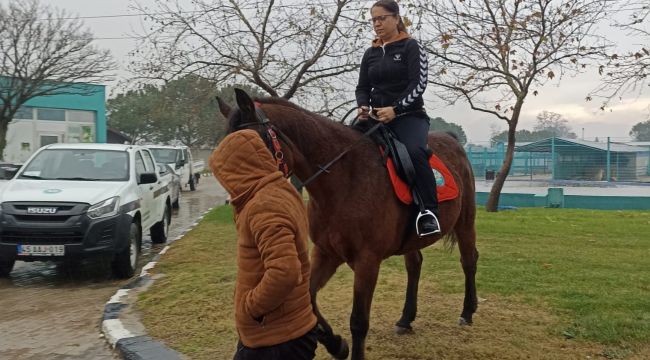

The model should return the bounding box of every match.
[237,104,382,187]
[299,121,381,187]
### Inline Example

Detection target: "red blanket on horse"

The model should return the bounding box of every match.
[386,153,459,204]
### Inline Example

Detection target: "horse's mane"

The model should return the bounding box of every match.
[255,97,320,117]
[254,97,361,142]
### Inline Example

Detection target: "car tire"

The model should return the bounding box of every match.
[172,186,181,209]
[0,257,15,277]
[112,222,140,279]
[151,204,170,244]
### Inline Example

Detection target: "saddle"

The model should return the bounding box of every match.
[355,120,459,206]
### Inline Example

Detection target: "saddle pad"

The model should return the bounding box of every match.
[386,154,459,205]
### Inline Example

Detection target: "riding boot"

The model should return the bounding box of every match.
[413,158,441,237]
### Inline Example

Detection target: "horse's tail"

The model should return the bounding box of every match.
[442,230,459,252]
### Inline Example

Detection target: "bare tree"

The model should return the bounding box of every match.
[534,111,577,138]
[130,0,368,116]
[0,0,115,159]
[415,0,612,211]
[591,0,649,106]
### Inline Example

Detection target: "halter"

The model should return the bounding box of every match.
[236,103,290,178]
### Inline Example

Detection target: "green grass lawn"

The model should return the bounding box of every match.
[137,206,650,359]
[425,208,650,343]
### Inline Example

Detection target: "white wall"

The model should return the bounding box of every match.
[3,108,96,164]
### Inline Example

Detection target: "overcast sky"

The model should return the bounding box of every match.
[6,0,649,143]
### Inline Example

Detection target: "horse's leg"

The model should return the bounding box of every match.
[310,246,348,359]
[456,227,479,325]
[395,250,423,334]
[350,257,381,360]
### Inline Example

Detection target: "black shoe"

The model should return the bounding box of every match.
[416,211,441,237]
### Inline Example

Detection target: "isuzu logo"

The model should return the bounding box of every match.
[27,207,58,214]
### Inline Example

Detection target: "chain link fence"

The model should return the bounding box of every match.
[466,137,650,184]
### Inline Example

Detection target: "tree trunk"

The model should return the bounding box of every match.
[0,117,9,162]
[485,133,516,211]
[485,113,521,212]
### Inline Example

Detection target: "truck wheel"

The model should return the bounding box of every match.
[113,222,140,279]
[151,204,171,244]
[189,176,196,191]
[172,186,181,209]
[0,257,15,277]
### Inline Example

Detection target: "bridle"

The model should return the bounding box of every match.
[235,103,381,187]
[235,103,291,178]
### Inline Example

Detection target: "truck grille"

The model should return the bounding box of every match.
[1,202,86,225]
[1,230,84,244]
[12,204,77,212]
[13,214,73,222]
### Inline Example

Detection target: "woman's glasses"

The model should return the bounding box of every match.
[370,14,395,24]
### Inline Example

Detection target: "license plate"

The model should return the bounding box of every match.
[17,244,65,256]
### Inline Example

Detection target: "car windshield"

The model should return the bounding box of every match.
[19,149,129,181]
[150,148,179,164]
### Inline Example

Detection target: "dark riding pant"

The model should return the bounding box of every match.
[387,113,439,214]
[233,327,318,360]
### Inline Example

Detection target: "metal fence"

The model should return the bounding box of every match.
[466,137,650,184]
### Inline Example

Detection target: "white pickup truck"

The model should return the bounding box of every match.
[0,143,172,278]
[148,145,205,191]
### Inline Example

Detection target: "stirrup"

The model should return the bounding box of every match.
[416,210,441,237]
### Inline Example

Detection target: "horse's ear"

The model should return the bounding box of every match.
[234,88,255,117]
[216,96,231,118]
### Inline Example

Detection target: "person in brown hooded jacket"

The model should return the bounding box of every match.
[210,129,317,360]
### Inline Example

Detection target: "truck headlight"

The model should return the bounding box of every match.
[87,197,120,219]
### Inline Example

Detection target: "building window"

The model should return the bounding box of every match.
[67,124,95,143]
[68,110,95,123]
[37,108,65,121]
[40,135,60,147]
[14,107,34,120]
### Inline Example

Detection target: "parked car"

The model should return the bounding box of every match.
[148,145,205,191]
[0,143,172,278]
[157,163,181,209]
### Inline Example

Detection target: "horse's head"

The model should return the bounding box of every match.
[216,89,300,179]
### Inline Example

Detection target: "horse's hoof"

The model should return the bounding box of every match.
[334,338,349,360]
[394,324,414,335]
[458,317,473,326]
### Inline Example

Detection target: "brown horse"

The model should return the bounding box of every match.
[217,89,478,360]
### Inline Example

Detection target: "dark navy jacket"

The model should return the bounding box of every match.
[355,34,428,115]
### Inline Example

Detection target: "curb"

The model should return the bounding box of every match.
[101,208,214,360]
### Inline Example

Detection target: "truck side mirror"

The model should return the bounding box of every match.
[176,159,185,169]
[1,165,21,180]
[138,172,157,184]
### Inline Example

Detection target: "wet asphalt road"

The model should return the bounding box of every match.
[0,176,228,359]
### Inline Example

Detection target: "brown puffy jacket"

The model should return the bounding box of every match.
[210,129,316,348]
